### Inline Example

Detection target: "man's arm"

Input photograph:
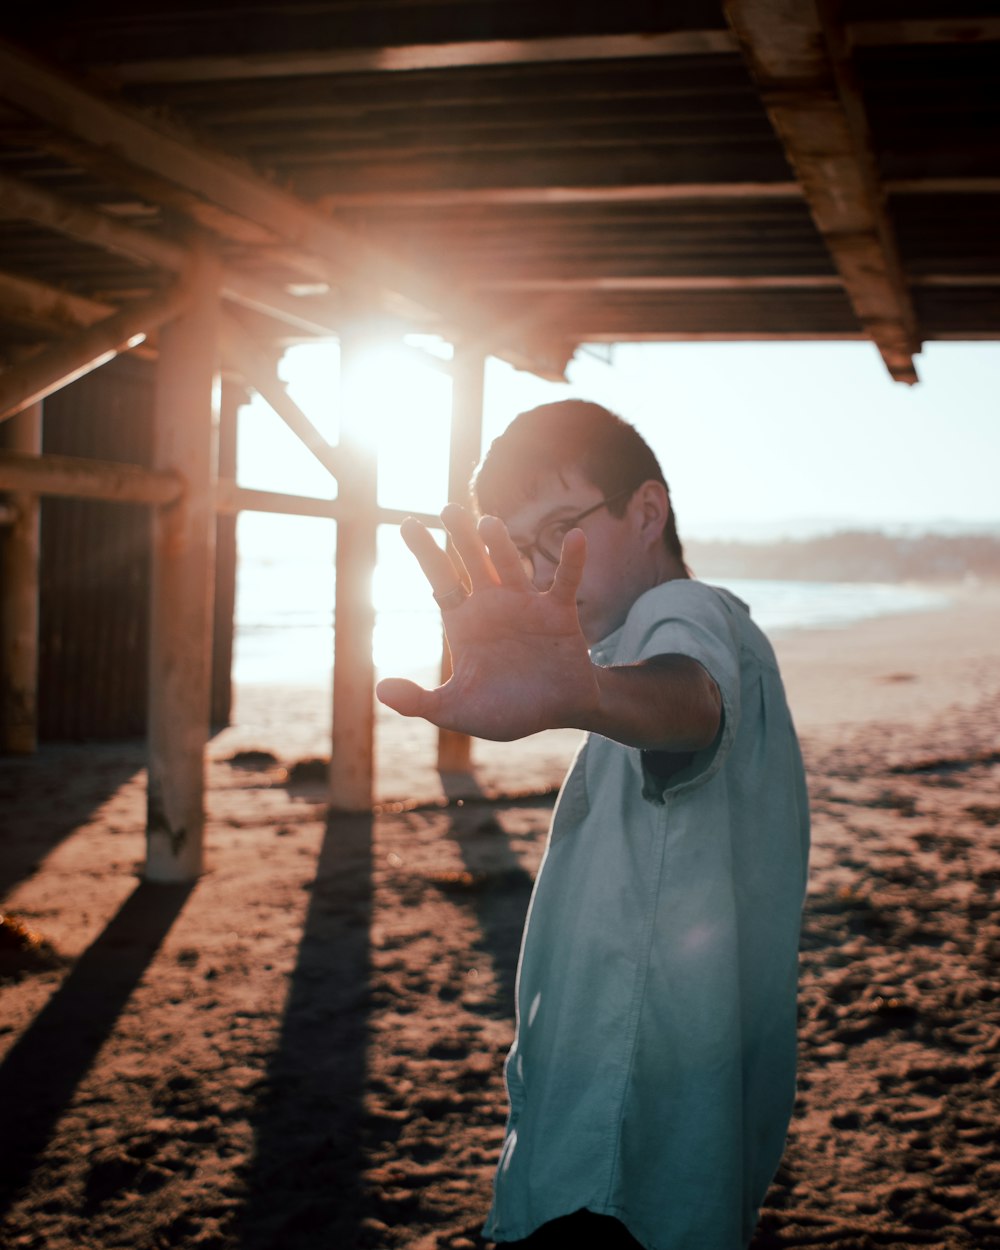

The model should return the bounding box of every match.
[376,506,720,750]
[580,654,722,752]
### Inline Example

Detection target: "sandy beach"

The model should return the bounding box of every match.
[2,581,999,1249]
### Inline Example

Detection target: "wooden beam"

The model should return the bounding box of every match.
[477,275,844,293]
[0,169,185,272]
[219,315,341,481]
[437,343,485,777]
[847,18,1000,48]
[106,30,740,85]
[0,269,115,336]
[0,284,193,422]
[0,37,569,381]
[1,404,41,754]
[329,327,380,811]
[146,255,221,882]
[211,378,241,729]
[0,449,183,505]
[317,181,804,210]
[215,481,339,520]
[0,171,343,338]
[887,177,1000,196]
[723,0,921,384]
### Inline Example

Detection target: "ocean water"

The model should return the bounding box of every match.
[232,554,947,686]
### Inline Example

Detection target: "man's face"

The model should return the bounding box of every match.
[498,467,651,645]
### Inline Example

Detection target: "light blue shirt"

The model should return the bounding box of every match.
[484,580,810,1250]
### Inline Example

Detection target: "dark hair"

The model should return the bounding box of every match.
[472,399,684,562]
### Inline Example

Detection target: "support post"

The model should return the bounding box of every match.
[329,328,379,810]
[211,376,243,728]
[146,258,221,881]
[437,345,486,774]
[1,402,42,753]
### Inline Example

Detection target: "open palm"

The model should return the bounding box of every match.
[375,506,599,740]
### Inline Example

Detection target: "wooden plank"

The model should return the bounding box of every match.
[723,0,921,384]
[0,269,114,335]
[146,255,221,881]
[1,403,41,753]
[219,316,341,482]
[0,169,185,272]
[0,37,570,381]
[329,328,379,811]
[0,171,344,338]
[215,481,339,520]
[0,449,182,505]
[211,377,242,729]
[316,182,803,210]
[848,18,1000,48]
[0,284,193,422]
[106,31,740,84]
[437,344,485,777]
[477,274,844,292]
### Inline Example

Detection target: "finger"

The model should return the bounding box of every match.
[548,528,587,604]
[376,677,440,720]
[441,504,499,591]
[400,517,463,599]
[478,515,531,590]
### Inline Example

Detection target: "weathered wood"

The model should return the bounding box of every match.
[146,256,221,881]
[0,169,186,272]
[0,37,568,381]
[329,328,379,811]
[211,378,242,729]
[316,181,804,210]
[106,30,739,84]
[0,285,192,422]
[479,274,845,292]
[0,449,182,505]
[1,403,41,753]
[723,0,921,384]
[215,481,338,521]
[219,316,341,482]
[848,18,1000,48]
[0,171,343,338]
[437,344,485,776]
[0,269,114,336]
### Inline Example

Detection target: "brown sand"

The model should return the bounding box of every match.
[1,582,998,1249]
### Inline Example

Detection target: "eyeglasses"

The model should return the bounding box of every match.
[515,487,636,573]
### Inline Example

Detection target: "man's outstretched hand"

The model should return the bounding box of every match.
[375,505,599,741]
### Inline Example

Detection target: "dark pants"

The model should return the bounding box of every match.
[495,1209,644,1248]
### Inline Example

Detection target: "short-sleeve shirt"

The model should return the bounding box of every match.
[483,579,810,1250]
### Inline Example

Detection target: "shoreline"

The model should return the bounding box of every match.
[213,579,1000,805]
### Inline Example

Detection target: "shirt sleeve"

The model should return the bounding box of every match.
[615,581,743,801]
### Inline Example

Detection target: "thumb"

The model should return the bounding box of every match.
[376,677,437,720]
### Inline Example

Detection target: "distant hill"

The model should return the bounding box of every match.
[685,530,1000,583]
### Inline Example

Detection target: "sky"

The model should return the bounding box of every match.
[236,339,1000,545]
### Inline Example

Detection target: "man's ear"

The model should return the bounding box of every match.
[632,480,670,549]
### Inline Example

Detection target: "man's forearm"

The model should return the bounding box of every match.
[575,653,722,752]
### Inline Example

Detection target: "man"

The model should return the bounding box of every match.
[376,401,810,1250]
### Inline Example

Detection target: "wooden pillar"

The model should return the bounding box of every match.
[1,402,42,753]
[211,376,243,729]
[146,258,221,881]
[437,344,486,774]
[329,328,379,810]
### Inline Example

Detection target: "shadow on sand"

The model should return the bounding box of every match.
[0,879,194,1217]
[0,742,145,898]
[240,811,374,1249]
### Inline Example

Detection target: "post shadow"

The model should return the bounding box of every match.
[239,810,373,1250]
[0,879,193,1215]
[0,742,145,898]
[440,782,553,1020]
